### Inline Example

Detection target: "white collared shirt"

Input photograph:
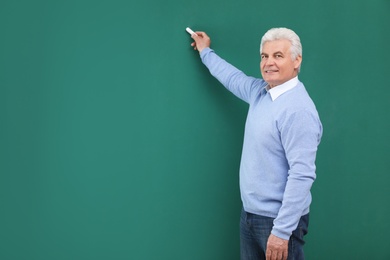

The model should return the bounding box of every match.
[267,77,299,101]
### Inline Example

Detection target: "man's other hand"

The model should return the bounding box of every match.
[266,234,289,260]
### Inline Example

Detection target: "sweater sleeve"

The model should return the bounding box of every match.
[200,48,265,103]
[271,109,323,240]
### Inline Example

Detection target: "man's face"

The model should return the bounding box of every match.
[260,39,302,88]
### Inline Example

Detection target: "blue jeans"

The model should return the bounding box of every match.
[240,209,309,260]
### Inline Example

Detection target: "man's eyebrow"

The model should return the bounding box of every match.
[261,51,284,56]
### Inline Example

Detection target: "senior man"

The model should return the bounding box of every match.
[190,28,323,260]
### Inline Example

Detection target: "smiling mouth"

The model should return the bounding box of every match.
[265,70,278,73]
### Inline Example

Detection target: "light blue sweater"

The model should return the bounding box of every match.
[200,48,323,240]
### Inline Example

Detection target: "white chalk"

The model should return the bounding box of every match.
[186,27,196,36]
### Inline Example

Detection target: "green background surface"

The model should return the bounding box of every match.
[1,0,389,259]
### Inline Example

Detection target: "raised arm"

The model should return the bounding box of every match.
[189,31,265,103]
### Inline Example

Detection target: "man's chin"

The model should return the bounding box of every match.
[264,79,279,87]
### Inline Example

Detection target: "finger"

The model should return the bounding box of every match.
[266,249,272,260]
[267,249,281,260]
[195,31,206,37]
[282,250,288,260]
[276,251,283,260]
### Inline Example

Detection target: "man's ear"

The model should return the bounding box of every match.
[294,55,302,70]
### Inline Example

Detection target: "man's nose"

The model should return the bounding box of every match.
[265,57,275,66]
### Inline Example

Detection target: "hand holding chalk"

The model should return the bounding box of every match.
[186,28,211,53]
[186,27,196,36]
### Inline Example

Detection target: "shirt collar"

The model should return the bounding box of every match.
[267,77,299,101]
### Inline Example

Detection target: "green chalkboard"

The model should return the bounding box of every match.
[1,0,390,259]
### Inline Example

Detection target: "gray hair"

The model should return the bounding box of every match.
[260,27,302,62]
